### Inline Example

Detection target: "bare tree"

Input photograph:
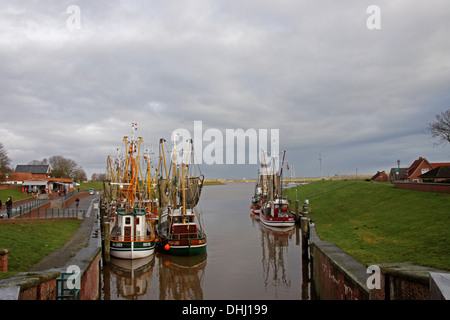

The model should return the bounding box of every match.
[28,158,49,165]
[72,166,87,183]
[49,155,78,179]
[0,142,11,181]
[428,109,450,146]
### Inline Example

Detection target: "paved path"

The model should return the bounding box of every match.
[28,193,101,271]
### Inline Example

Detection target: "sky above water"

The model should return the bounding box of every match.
[1,0,449,179]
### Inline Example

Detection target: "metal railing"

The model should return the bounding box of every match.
[6,207,84,219]
[110,235,155,242]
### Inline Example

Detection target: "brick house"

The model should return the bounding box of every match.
[370,171,389,182]
[388,167,408,182]
[14,165,51,179]
[7,165,73,194]
[401,157,436,183]
[419,165,450,183]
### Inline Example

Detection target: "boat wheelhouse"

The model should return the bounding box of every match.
[110,207,155,259]
[159,207,207,256]
[260,198,295,229]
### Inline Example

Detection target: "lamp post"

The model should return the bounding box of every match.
[396,159,400,181]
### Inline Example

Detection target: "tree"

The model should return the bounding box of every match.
[0,142,12,181]
[72,166,87,183]
[91,173,107,182]
[28,159,49,165]
[49,155,78,179]
[428,109,450,146]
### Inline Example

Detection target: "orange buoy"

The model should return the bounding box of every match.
[164,244,170,251]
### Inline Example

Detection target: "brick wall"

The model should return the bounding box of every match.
[0,251,8,272]
[310,227,370,300]
[394,182,450,194]
[79,251,101,300]
[310,224,448,300]
[372,263,436,300]
[18,272,59,300]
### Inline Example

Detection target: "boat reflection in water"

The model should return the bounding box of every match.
[254,216,296,297]
[101,182,311,300]
[102,255,155,300]
[101,252,206,300]
[158,252,207,300]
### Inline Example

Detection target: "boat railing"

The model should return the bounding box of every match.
[110,235,155,242]
[170,231,205,240]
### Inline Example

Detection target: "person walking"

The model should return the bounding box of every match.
[6,197,13,218]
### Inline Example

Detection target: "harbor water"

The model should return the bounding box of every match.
[100,182,312,300]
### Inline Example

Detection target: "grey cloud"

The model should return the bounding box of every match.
[1,1,449,178]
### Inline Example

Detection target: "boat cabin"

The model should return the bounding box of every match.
[113,207,152,241]
[171,207,199,239]
[269,199,290,217]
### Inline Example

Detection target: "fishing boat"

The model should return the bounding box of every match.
[156,138,207,256]
[250,163,269,215]
[105,123,156,260]
[260,198,295,229]
[259,150,295,229]
[250,176,262,215]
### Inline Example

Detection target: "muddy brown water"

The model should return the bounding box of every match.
[100,182,312,300]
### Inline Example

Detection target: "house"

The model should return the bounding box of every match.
[401,157,434,183]
[14,165,51,179]
[370,171,389,182]
[388,167,408,182]
[7,165,73,195]
[419,166,450,183]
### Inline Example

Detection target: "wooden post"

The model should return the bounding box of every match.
[295,200,300,222]
[104,221,110,264]
[301,200,310,259]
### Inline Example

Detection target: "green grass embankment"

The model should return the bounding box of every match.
[78,181,104,191]
[0,188,33,204]
[0,219,82,279]
[285,180,450,270]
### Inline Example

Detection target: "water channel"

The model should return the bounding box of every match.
[100,182,312,300]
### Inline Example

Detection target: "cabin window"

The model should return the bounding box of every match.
[125,217,131,225]
[136,217,140,225]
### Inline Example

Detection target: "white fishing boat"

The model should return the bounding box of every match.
[105,123,156,260]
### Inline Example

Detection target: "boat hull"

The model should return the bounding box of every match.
[260,212,295,228]
[165,243,207,256]
[162,237,207,256]
[110,240,155,259]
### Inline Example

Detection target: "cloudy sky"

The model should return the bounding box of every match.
[1,0,449,179]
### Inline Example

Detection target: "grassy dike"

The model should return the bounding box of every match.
[0,219,82,279]
[284,180,450,270]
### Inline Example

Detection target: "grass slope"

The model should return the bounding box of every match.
[0,219,82,279]
[0,188,33,203]
[285,180,450,270]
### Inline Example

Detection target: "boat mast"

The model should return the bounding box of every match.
[279,150,286,205]
[181,139,192,217]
